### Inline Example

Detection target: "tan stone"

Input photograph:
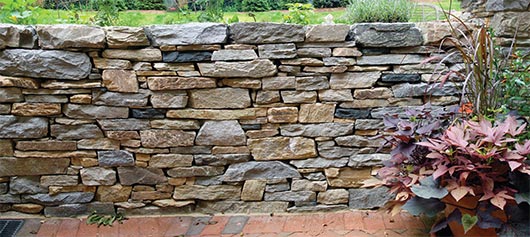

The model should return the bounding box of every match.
[189,88,251,109]
[0,140,13,157]
[149,154,193,168]
[280,58,324,66]
[102,48,162,61]
[168,178,187,186]
[317,189,349,204]
[246,129,279,139]
[131,191,172,200]
[224,44,256,50]
[15,141,77,152]
[137,161,148,166]
[71,158,99,167]
[41,80,101,89]
[325,168,340,178]
[40,175,78,187]
[221,79,262,89]
[248,137,316,160]
[153,199,195,208]
[11,103,61,116]
[153,63,195,71]
[140,130,195,148]
[159,45,176,51]
[115,202,146,209]
[93,58,132,69]
[333,48,362,57]
[326,167,372,188]
[354,88,393,99]
[299,104,335,123]
[14,150,96,158]
[49,185,96,195]
[355,130,378,136]
[0,76,39,89]
[340,99,390,108]
[173,185,241,200]
[136,154,151,162]
[70,94,92,104]
[167,166,225,178]
[241,180,266,201]
[11,204,44,214]
[304,66,348,73]
[133,185,155,192]
[348,66,391,72]
[167,109,263,120]
[150,119,200,130]
[102,70,138,93]
[267,107,298,123]
[96,184,132,202]
[77,138,120,150]
[212,146,250,155]
[105,131,140,140]
[147,77,216,90]
[137,71,176,76]
[291,180,327,192]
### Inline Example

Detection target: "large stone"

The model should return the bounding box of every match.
[98,150,135,167]
[318,146,358,159]
[264,191,316,202]
[198,59,277,78]
[298,104,335,123]
[22,192,94,205]
[189,88,251,109]
[97,119,150,131]
[149,154,193,168]
[37,25,105,49]
[163,51,212,62]
[241,180,267,201]
[0,158,69,177]
[291,180,327,192]
[11,204,44,214]
[248,137,316,160]
[105,26,149,48]
[63,104,128,119]
[151,92,188,108]
[212,49,257,61]
[80,167,116,186]
[102,70,138,93]
[9,176,46,194]
[40,175,78,187]
[492,12,530,38]
[11,103,61,116]
[118,167,166,185]
[349,154,391,167]
[356,54,424,65]
[102,48,162,61]
[194,154,250,166]
[145,24,227,46]
[167,166,224,178]
[326,167,372,188]
[51,124,103,140]
[196,120,246,146]
[140,130,195,148]
[350,23,423,47]
[92,91,148,107]
[147,77,216,90]
[230,23,305,44]
[0,116,48,139]
[290,157,349,168]
[348,187,392,209]
[223,161,301,182]
[0,49,91,80]
[0,88,23,103]
[44,203,115,217]
[317,189,349,205]
[306,24,350,42]
[0,24,37,48]
[196,201,288,213]
[330,72,381,89]
[96,184,132,202]
[258,43,297,59]
[281,123,353,137]
[173,185,241,200]
[392,82,460,97]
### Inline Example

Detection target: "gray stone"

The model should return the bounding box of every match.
[280,123,353,137]
[25,95,68,103]
[63,104,128,119]
[323,57,356,66]
[118,206,193,216]
[348,187,393,209]
[194,154,250,166]
[335,108,371,119]
[350,23,423,47]
[51,124,103,140]
[131,109,166,119]
[196,120,246,146]
[262,76,296,90]
[287,204,348,213]
[486,0,530,11]
[98,150,135,167]
[0,116,48,139]
[330,72,381,89]
[230,23,305,44]
[195,176,224,186]
[0,194,21,203]
[105,26,149,48]
[0,104,11,114]
[167,166,224,178]
[151,92,188,109]
[335,135,382,147]
[118,167,166,185]
[0,158,69,177]
[212,49,258,61]
[290,157,349,168]
[37,25,105,49]
[198,59,277,78]
[357,54,424,65]
[265,183,290,192]
[44,203,115,217]
[381,73,421,83]
[348,154,391,167]
[264,191,316,202]
[196,201,288,214]
[258,43,297,59]
[9,176,46,195]
[492,12,530,38]
[371,106,438,119]
[297,48,331,57]
[318,146,358,159]
[0,183,6,194]
[190,88,251,109]
[173,185,241,200]
[304,172,326,181]
[92,90,148,107]
[392,82,460,97]
[97,119,150,131]
[0,24,37,48]
[163,51,212,62]
[80,167,117,186]
[150,119,200,130]
[355,119,384,130]
[0,88,23,103]
[256,90,281,104]
[223,161,301,182]
[0,49,91,80]
[146,24,227,46]
[22,192,94,206]
[306,25,350,42]
[102,49,162,61]
[296,76,329,90]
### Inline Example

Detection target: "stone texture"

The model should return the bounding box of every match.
[297,48,331,57]
[96,184,132,202]
[354,88,393,99]
[189,88,251,109]
[350,23,423,47]
[281,91,317,104]
[335,135,382,147]
[167,166,224,178]
[11,203,44,214]
[262,76,296,90]
[0,116,48,139]
[212,49,257,61]
[97,119,149,131]
[196,120,246,146]
[0,24,37,48]
[335,108,371,119]
[326,167,372,188]
[392,82,459,97]
[51,124,103,140]
[43,203,115,217]
[102,49,162,61]
[105,26,149,48]
[93,58,132,70]
[139,130,194,148]
[92,91,148,107]
[118,167,166,185]
[317,189,349,204]
[9,176,46,194]
[163,51,212,62]
[290,157,349,168]
[196,201,288,213]
[0,88,23,103]
[0,140,13,156]
[167,108,263,120]
[296,76,329,91]
[37,25,105,49]
[146,24,227,46]
[267,107,298,123]
[287,204,348,213]
[356,54,424,65]
[348,154,390,167]
[63,104,128,119]
[131,109,165,119]
[0,158,69,177]
[80,167,116,186]
[153,199,194,208]
[0,49,91,80]
[348,187,392,209]
[281,123,353,137]
[258,43,297,59]
[150,119,200,130]
[248,137,316,160]
[330,72,381,89]
[98,150,135,167]
[256,90,281,104]
[11,103,61,116]
[492,12,530,38]
[198,59,277,78]
[223,161,301,182]
[0,76,39,89]
[149,154,193,168]
[333,48,362,57]
[40,175,78,187]
[148,77,216,91]
[241,180,266,201]
[323,57,356,66]
[291,180,327,192]
[78,138,120,150]
[486,0,530,12]
[319,90,353,102]
[22,192,94,205]
[381,73,421,83]
[230,23,305,44]
[306,25,350,42]
[298,104,335,123]
[264,191,316,202]
[355,119,384,130]
[173,185,241,200]
[102,70,138,93]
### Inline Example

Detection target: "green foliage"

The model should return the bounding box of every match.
[313,0,348,8]
[197,0,224,22]
[461,214,479,233]
[86,212,127,227]
[161,7,195,24]
[0,0,40,24]
[242,0,271,12]
[282,3,314,25]
[43,0,165,10]
[500,51,530,117]
[344,0,414,23]
[225,14,240,24]
[91,0,120,26]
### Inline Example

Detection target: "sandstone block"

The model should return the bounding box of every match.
[264,191,316,202]
[81,167,116,186]
[317,189,349,204]
[326,167,372,188]
[167,166,224,178]
[318,89,353,102]
[105,26,149,48]
[281,91,317,103]
[256,90,281,104]
[140,130,195,148]
[11,103,61,116]
[0,76,39,89]
[230,23,305,44]
[96,184,132,202]
[102,48,162,61]
[281,123,353,137]
[102,70,138,93]
[198,59,277,78]
[149,154,193,168]
[51,124,103,140]
[297,48,331,57]
[63,104,128,119]
[189,88,251,109]
[248,137,316,160]
[0,140,13,157]
[221,78,261,89]
[241,180,267,201]
[330,72,381,89]
[147,76,216,91]
[167,109,262,120]
[323,57,356,66]
[306,24,350,42]
[40,175,78,187]
[262,76,296,90]
[97,119,149,131]
[196,120,246,146]
[299,103,335,123]
[291,180,327,192]
[11,203,44,214]
[354,88,393,99]
[333,48,362,57]
[150,119,200,130]
[267,107,298,124]
[173,185,241,200]
[296,76,329,91]
[280,58,323,66]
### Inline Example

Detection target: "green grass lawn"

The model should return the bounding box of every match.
[0,0,461,26]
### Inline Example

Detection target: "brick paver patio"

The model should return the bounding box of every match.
[11,210,430,236]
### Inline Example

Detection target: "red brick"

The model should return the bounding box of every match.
[361,211,386,234]
[77,220,99,237]
[343,211,365,230]
[118,217,140,237]
[282,215,306,232]
[304,214,326,235]
[97,224,119,237]
[201,216,230,235]
[323,212,345,230]
[55,219,81,237]
[163,216,193,237]
[36,219,61,237]
[242,215,286,234]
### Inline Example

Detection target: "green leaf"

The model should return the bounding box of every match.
[461,214,478,234]
[515,192,530,204]
[411,176,449,199]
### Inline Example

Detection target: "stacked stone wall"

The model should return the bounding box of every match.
[0,22,461,216]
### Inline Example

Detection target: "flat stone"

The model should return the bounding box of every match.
[335,135,382,147]
[249,137,316,160]
[333,48,362,57]
[97,119,150,131]
[222,78,261,89]
[0,76,39,89]
[0,116,48,139]
[92,91,148,107]
[326,167,372,188]
[258,43,297,59]
[96,184,132,202]
[153,200,194,208]
[147,76,216,90]
[281,91,317,103]
[43,203,115,217]
[98,150,135,167]
[196,201,288,213]
[189,88,251,109]
[0,24,37,48]
[196,120,246,146]
[0,140,13,157]
[267,107,298,123]
[140,130,195,148]
[262,76,295,90]
[63,104,128,119]
[93,58,132,70]
[306,24,350,42]
[317,189,349,205]
[0,158,69,177]
[392,82,460,97]
[264,191,316,202]
[297,48,331,57]
[298,104,335,123]
[290,157,349,168]
[14,150,95,159]
[212,49,257,61]
[150,154,193,168]
[281,123,352,138]
[131,109,166,119]
[11,103,61,116]
[230,23,305,44]
[350,23,423,47]
[486,0,530,12]
[355,119,384,130]
[335,108,371,119]
[167,108,263,120]
[357,54,424,65]
[118,167,166,185]
[40,80,100,89]
[340,99,390,108]
[150,119,200,130]
[198,59,277,78]
[194,154,250,166]
[381,73,421,83]
[40,175,78,187]
[0,194,21,203]
[24,95,66,104]
[0,104,11,114]
[78,138,120,150]
[223,161,300,182]
[291,180,327,192]
[354,88,393,99]
[304,172,326,181]
[102,70,138,93]
[330,72,381,89]
[304,66,348,73]
[348,153,390,167]
[492,12,530,38]
[102,49,162,61]
[11,203,44,214]
[241,180,266,201]
[105,26,149,48]
[256,91,281,104]
[9,176,46,194]
[22,192,94,205]
[80,167,116,186]
[51,124,103,140]
[37,25,105,49]
[319,90,353,102]
[167,166,224,178]
[349,187,392,209]
[163,51,212,62]
[323,57,356,66]
[173,185,241,200]
[281,58,324,66]
[0,49,91,80]
[296,76,329,90]
[266,183,290,192]
[287,204,348,213]
[145,24,227,46]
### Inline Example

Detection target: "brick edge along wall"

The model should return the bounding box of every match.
[0,14,526,217]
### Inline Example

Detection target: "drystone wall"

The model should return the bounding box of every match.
[0,22,461,217]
